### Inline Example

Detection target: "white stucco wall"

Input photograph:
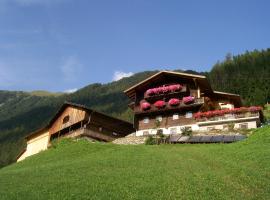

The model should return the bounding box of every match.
[136,119,258,136]
[136,124,199,136]
[17,130,50,162]
[219,103,234,110]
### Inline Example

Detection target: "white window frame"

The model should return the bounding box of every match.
[185,112,193,118]
[173,113,179,120]
[143,117,149,124]
[156,115,162,122]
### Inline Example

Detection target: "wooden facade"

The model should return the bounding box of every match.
[49,106,87,135]
[17,102,135,162]
[124,70,250,135]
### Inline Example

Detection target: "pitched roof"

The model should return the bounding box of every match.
[124,70,212,99]
[213,91,242,107]
[24,101,134,140]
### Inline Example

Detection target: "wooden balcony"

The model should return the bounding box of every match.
[135,97,204,115]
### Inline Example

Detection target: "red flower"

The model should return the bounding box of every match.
[183,96,195,104]
[140,102,151,110]
[154,100,166,108]
[168,84,182,92]
[146,89,155,96]
[194,112,202,119]
[249,106,262,112]
[156,87,163,94]
[168,98,180,106]
[204,111,213,118]
[240,107,248,113]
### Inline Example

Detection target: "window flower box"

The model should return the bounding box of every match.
[154,100,166,108]
[145,84,183,97]
[194,106,262,121]
[183,96,195,104]
[168,98,180,106]
[140,102,151,110]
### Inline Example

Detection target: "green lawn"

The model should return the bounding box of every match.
[0,127,270,200]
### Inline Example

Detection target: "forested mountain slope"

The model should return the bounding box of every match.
[0,49,269,167]
[208,49,270,105]
[0,71,158,167]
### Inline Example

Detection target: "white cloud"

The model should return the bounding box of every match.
[60,56,83,82]
[64,88,77,93]
[113,71,134,81]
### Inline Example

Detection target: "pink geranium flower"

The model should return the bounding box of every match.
[168,98,180,106]
[154,100,166,108]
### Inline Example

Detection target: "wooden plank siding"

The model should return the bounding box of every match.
[86,112,134,136]
[49,106,87,135]
[138,113,196,130]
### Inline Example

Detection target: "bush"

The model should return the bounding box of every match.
[145,135,156,145]
[181,127,192,136]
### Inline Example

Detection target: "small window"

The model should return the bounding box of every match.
[207,126,214,131]
[239,123,248,129]
[173,113,179,120]
[143,131,149,136]
[156,116,162,122]
[170,128,177,134]
[112,132,118,136]
[99,127,103,132]
[143,117,149,124]
[185,112,193,118]
[62,115,70,124]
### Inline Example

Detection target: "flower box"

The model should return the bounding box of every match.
[140,102,151,110]
[145,84,183,96]
[154,100,165,108]
[183,96,195,104]
[168,98,180,106]
[194,106,262,120]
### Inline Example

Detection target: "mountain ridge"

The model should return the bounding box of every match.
[0,48,270,167]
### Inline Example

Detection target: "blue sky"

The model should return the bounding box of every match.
[0,0,269,92]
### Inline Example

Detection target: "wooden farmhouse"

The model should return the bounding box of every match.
[124,71,263,136]
[17,102,134,161]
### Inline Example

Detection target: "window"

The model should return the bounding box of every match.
[173,113,179,120]
[143,117,149,124]
[170,128,177,134]
[62,115,70,124]
[156,116,162,122]
[239,123,248,129]
[143,131,149,136]
[185,112,193,118]
[112,132,118,136]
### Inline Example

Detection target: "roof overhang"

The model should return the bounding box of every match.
[124,70,212,100]
[213,91,243,107]
[24,101,134,140]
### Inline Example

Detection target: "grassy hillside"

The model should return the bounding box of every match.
[0,71,158,167]
[0,126,269,200]
[1,48,270,167]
